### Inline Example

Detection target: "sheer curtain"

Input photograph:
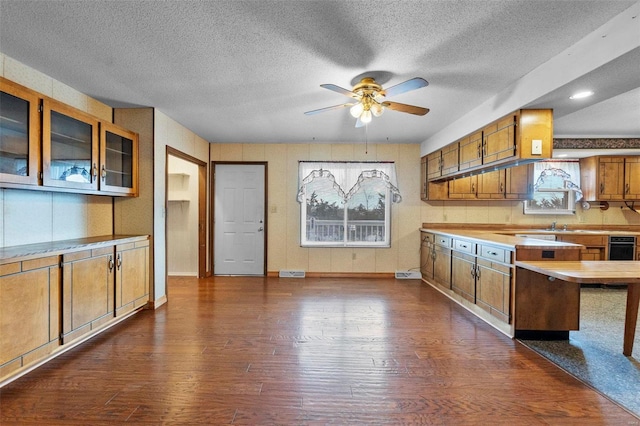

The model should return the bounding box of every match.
[297,161,402,204]
[533,160,583,201]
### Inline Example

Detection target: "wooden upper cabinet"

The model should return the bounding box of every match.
[0,77,41,186]
[42,99,100,192]
[624,157,640,200]
[420,156,428,201]
[458,131,483,171]
[505,164,533,200]
[440,143,459,177]
[580,156,640,201]
[100,122,139,196]
[476,170,506,199]
[449,175,477,199]
[427,151,442,181]
[482,114,517,165]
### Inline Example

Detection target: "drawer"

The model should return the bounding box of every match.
[453,239,475,254]
[434,234,452,248]
[479,244,511,263]
[421,232,434,244]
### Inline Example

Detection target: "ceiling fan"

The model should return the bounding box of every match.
[304,77,430,127]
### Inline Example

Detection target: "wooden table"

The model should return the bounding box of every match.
[515,261,640,356]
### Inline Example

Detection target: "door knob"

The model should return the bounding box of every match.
[258,227,264,232]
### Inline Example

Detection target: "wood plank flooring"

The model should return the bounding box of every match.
[1,276,638,424]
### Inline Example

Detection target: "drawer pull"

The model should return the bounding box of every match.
[487,251,498,256]
[460,244,467,248]
[548,276,556,282]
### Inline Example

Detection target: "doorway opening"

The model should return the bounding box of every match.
[166,147,207,278]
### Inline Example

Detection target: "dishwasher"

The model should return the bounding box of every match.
[608,236,636,260]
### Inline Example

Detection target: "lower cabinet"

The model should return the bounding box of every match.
[115,240,150,316]
[475,258,512,323]
[451,251,476,302]
[62,247,115,343]
[0,235,149,383]
[433,235,452,289]
[0,256,60,379]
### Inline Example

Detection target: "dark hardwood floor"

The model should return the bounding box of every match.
[1,276,638,424]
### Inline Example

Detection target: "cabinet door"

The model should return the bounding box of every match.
[476,259,512,323]
[448,176,477,199]
[42,99,99,191]
[0,77,41,185]
[458,131,483,171]
[100,121,139,196]
[420,234,434,279]
[451,252,476,302]
[440,143,459,176]
[505,164,533,200]
[62,248,115,343]
[433,244,452,288]
[482,114,516,165]
[597,157,625,200]
[420,156,428,201]
[427,151,441,180]
[624,157,640,200]
[115,240,149,316]
[0,256,60,372]
[476,170,505,199]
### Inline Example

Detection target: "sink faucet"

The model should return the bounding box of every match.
[550,221,556,231]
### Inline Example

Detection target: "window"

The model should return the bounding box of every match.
[297,162,401,247]
[524,160,582,215]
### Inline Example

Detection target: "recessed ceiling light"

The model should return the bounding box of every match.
[569,91,594,100]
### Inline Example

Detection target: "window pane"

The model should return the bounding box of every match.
[305,176,344,242]
[346,179,387,243]
[0,91,29,176]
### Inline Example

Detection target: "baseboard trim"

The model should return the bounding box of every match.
[267,271,395,279]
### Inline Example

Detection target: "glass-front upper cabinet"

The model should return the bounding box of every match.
[42,99,99,191]
[0,77,41,185]
[100,121,138,196]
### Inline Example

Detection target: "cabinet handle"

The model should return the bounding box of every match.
[475,266,481,279]
[626,183,630,194]
[600,182,604,194]
[471,183,475,194]
[116,253,122,269]
[500,182,504,192]
[108,255,114,271]
[101,165,107,180]
[470,264,476,277]
[477,143,481,158]
[92,163,98,179]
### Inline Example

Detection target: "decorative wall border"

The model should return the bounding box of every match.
[553,138,640,149]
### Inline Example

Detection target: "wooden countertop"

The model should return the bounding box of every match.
[0,235,149,265]
[420,228,582,250]
[515,261,640,284]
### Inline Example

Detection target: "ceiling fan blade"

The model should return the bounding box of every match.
[381,77,429,98]
[320,84,360,99]
[382,101,430,116]
[304,102,356,115]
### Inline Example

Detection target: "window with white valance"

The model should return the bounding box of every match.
[297,161,401,247]
[524,160,582,215]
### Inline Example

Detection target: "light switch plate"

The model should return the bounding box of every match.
[532,139,542,155]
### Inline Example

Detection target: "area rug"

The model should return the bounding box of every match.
[518,287,640,417]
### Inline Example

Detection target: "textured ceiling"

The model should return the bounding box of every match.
[1,0,638,152]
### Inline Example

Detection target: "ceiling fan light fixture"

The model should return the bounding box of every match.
[371,102,384,117]
[350,102,364,118]
[360,109,372,124]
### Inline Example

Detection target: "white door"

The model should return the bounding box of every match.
[214,164,265,275]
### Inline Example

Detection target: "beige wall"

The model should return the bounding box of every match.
[0,53,114,248]
[210,143,423,274]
